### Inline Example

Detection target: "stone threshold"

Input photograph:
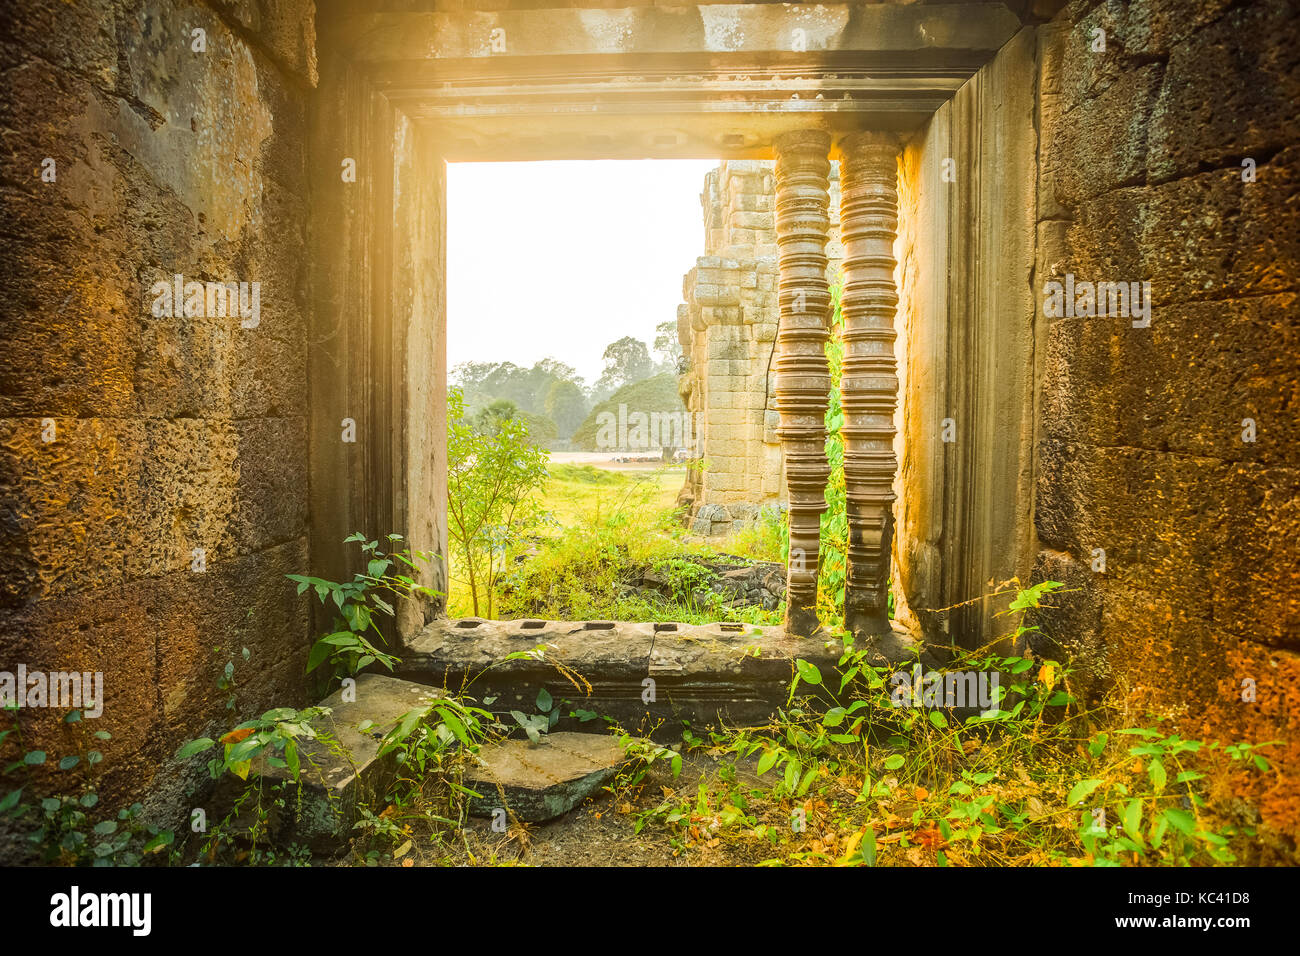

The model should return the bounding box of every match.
[395,617,939,738]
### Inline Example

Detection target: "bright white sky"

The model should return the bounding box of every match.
[446,159,719,385]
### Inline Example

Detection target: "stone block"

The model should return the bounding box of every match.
[396,618,939,738]
[731,211,774,230]
[243,674,446,853]
[1146,0,1299,182]
[464,733,631,822]
[1054,63,1164,207]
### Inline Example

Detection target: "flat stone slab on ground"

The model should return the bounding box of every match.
[466,732,630,822]
[226,673,445,853]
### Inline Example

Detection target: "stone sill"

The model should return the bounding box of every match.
[395,617,933,737]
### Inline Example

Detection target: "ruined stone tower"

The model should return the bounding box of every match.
[675,160,843,535]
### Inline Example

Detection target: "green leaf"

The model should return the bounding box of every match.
[823,707,847,727]
[284,740,300,780]
[306,640,334,673]
[883,754,905,771]
[794,659,822,686]
[0,789,24,814]
[928,711,948,729]
[1148,758,1166,793]
[93,819,117,836]
[321,632,362,646]
[536,688,553,712]
[176,738,215,761]
[1088,733,1109,758]
[1163,808,1196,836]
[142,830,174,854]
[224,737,265,765]
[756,748,781,775]
[1151,813,1169,849]
[797,765,818,796]
[438,709,471,747]
[1066,778,1104,807]
[860,826,877,866]
[58,756,80,770]
[24,751,45,766]
[1122,799,1145,847]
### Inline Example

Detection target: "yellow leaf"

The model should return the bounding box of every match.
[834,830,864,867]
[1038,663,1057,690]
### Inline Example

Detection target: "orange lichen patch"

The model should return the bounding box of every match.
[1212,643,1300,842]
[1108,599,1299,849]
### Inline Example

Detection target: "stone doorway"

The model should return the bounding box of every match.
[309,1,1043,649]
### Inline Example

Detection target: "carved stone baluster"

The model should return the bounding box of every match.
[838,131,900,637]
[773,130,833,637]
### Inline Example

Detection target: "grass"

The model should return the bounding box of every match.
[337,582,1281,869]
[447,460,693,618]
[434,458,1284,867]
[538,463,684,529]
[447,458,785,625]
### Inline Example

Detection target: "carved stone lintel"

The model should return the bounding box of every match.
[838,131,900,637]
[773,129,832,637]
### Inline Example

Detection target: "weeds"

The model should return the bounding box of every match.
[624,582,1276,866]
[289,533,440,688]
[1,705,174,866]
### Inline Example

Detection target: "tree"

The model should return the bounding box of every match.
[450,358,588,424]
[653,319,685,374]
[543,378,589,438]
[447,389,549,618]
[531,357,583,387]
[593,336,652,400]
[472,398,520,436]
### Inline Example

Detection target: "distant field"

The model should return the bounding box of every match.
[548,450,679,472]
[445,459,687,615]
[537,461,685,528]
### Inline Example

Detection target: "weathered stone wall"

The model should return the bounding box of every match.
[677,161,842,534]
[0,0,317,850]
[1031,0,1300,847]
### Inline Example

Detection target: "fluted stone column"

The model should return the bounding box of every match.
[838,131,900,637]
[773,130,833,637]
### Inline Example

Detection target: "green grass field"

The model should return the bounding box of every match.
[536,462,685,529]
[445,461,688,616]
